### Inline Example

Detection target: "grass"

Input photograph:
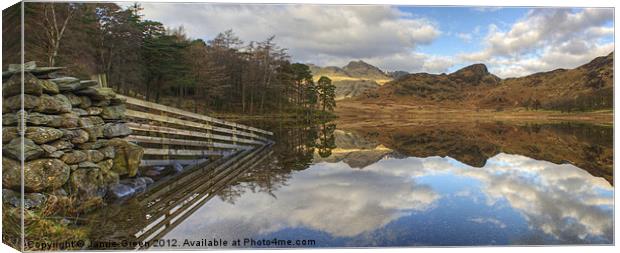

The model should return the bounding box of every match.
[335,100,613,125]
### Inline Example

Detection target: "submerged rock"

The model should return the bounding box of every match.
[107,184,135,199]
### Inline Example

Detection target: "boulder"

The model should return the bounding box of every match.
[86,150,105,163]
[3,94,40,111]
[101,170,119,186]
[40,144,64,159]
[34,94,72,114]
[26,112,52,125]
[108,138,144,177]
[85,125,104,141]
[107,183,135,199]
[78,96,92,109]
[49,139,74,150]
[78,116,104,128]
[100,105,126,120]
[40,144,57,154]
[103,123,131,138]
[50,76,80,85]
[78,161,100,169]
[7,61,36,72]
[86,107,103,115]
[69,168,106,200]
[2,72,42,97]
[92,99,111,107]
[49,150,65,158]
[77,139,109,150]
[2,113,18,126]
[3,138,44,161]
[110,96,126,105]
[25,127,63,144]
[3,157,70,192]
[2,111,79,128]
[76,87,115,101]
[60,150,88,164]
[97,159,114,172]
[39,79,60,94]
[119,177,150,193]
[62,129,89,144]
[46,113,80,128]
[72,108,88,116]
[54,78,97,92]
[98,146,115,159]
[64,92,82,106]
[2,127,18,144]
[2,189,48,210]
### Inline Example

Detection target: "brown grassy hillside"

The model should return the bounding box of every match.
[351,52,613,111]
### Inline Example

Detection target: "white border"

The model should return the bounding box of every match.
[0,1,617,253]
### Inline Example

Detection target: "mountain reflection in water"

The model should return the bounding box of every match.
[156,121,613,247]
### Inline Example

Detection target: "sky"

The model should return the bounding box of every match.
[134,3,614,78]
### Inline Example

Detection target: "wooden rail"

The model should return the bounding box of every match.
[119,95,274,168]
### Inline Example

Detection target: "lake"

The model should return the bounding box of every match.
[86,120,614,248]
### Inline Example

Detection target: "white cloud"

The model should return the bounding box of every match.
[457,32,473,43]
[459,8,614,77]
[138,3,442,70]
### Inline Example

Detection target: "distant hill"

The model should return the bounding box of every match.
[354,52,613,111]
[388,70,409,80]
[333,80,380,100]
[309,60,391,100]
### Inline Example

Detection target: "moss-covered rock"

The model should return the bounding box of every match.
[60,150,88,165]
[3,138,44,161]
[34,94,72,114]
[107,138,144,177]
[25,127,64,144]
[3,158,70,192]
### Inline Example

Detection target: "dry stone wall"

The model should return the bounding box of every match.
[2,63,144,210]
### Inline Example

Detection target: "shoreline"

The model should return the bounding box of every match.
[335,101,613,125]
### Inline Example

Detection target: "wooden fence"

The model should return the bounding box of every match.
[118,95,274,168]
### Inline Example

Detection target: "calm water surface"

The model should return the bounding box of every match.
[85,121,613,248]
[155,121,614,247]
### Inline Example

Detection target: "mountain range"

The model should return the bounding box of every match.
[345,52,613,111]
[308,60,393,100]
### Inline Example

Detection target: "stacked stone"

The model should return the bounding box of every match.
[1,62,144,209]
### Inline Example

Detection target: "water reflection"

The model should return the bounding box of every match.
[162,152,612,246]
[157,121,613,247]
[79,120,612,248]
